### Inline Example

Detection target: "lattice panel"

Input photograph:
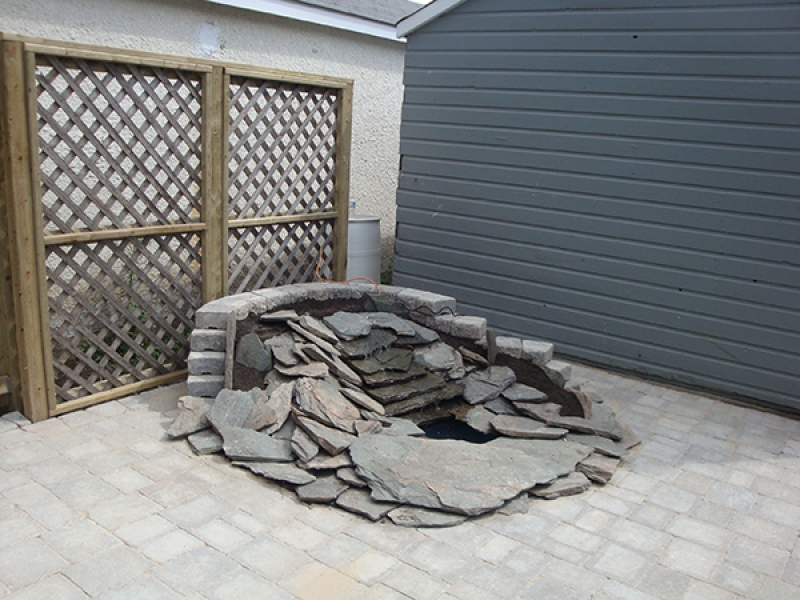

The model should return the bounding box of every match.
[46,235,202,402]
[36,56,202,235]
[228,77,337,220]
[228,221,334,294]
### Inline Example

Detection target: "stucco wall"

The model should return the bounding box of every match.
[0,0,403,271]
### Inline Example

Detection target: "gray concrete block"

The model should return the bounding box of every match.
[445,315,487,340]
[495,336,523,359]
[187,375,225,398]
[397,289,457,316]
[543,360,573,388]
[188,352,226,376]
[190,329,227,352]
[522,340,555,366]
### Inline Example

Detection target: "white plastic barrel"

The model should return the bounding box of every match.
[347,215,381,282]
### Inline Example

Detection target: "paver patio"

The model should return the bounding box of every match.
[0,363,798,599]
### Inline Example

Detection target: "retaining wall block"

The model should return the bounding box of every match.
[495,336,523,359]
[543,360,573,388]
[191,329,227,352]
[187,351,226,376]
[187,375,225,398]
[397,289,457,316]
[522,340,555,366]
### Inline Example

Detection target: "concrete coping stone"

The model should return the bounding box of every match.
[190,283,564,394]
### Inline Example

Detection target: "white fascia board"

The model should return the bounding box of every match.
[396,0,469,38]
[208,0,402,41]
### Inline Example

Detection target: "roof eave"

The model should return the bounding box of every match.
[208,0,403,42]
[396,0,469,38]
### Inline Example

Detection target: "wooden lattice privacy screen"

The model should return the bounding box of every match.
[0,36,352,420]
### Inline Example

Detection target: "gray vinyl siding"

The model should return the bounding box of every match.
[393,0,800,412]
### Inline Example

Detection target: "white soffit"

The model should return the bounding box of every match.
[396,0,468,38]
[208,0,402,41]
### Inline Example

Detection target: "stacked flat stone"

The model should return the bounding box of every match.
[171,283,639,527]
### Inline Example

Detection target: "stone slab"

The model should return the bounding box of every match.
[531,471,592,500]
[502,383,548,403]
[219,427,294,462]
[207,389,257,430]
[167,396,214,438]
[291,426,320,463]
[294,378,360,433]
[491,415,567,439]
[233,460,316,485]
[335,488,397,521]
[578,453,620,484]
[567,433,627,458]
[236,332,272,372]
[337,328,397,359]
[350,435,590,516]
[365,372,447,405]
[300,453,352,471]
[383,383,463,417]
[295,415,356,455]
[388,506,468,528]
[463,366,517,404]
[296,474,349,503]
[187,429,223,455]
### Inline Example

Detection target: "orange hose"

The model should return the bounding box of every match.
[316,246,381,293]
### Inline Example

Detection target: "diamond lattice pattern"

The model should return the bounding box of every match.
[47,235,202,402]
[228,78,337,220]
[36,56,202,234]
[228,222,334,294]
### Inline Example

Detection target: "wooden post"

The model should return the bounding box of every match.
[201,66,228,302]
[331,82,353,281]
[0,42,49,421]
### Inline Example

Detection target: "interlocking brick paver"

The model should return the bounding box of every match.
[339,550,398,586]
[64,545,151,596]
[0,371,796,600]
[381,563,448,600]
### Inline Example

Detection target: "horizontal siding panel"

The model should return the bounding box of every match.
[405,52,800,79]
[396,212,799,328]
[401,121,799,177]
[418,3,800,34]
[401,140,799,197]
[402,95,800,150]
[410,30,800,54]
[399,172,799,245]
[397,204,800,324]
[401,155,799,224]
[403,69,800,106]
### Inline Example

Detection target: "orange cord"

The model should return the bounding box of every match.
[316,246,381,293]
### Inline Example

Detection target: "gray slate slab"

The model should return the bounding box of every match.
[531,471,592,500]
[233,461,316,485]
[578,453,620,484]
[413,342,461,372]
[395,320,440,346]
[337,467,367,488]
[465,406,495,435]
[295,415,356,455]
[502,383,548,403]
[264,332,299,366]
[219,426,294,462]
[349,435,590,516]
[275,362,329,378]
[236,332,272,371]
[335,488,397,521]
[463,366,516,404]
[491,415,567,440]
[259,309,299,322]
[496,494,532,516]
[351,348,414,374]
[243,382,293,434]
[167,396,214,438]
[324,311,372,339]
[484,398,518,416]
[388,506,467,528]
[300,452,352,471]
[187,429,223,455]
[383,383,463,417]
[566,433,627,458]
[298,315,339,344]
[337,328,397,359]
[359,363,427,389]
[207,388,257,431]
[291,426,320,463]
[364,312,415,336]
[514,402,624,441]
[379,418,425,437]
[365,372,447,405]
[294,378,360,433]
[296,474,349,503]
[340,387,385,415]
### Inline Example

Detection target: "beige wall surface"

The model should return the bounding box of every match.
[0,0,403,271]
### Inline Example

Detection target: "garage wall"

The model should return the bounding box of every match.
[393,0,800,412]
